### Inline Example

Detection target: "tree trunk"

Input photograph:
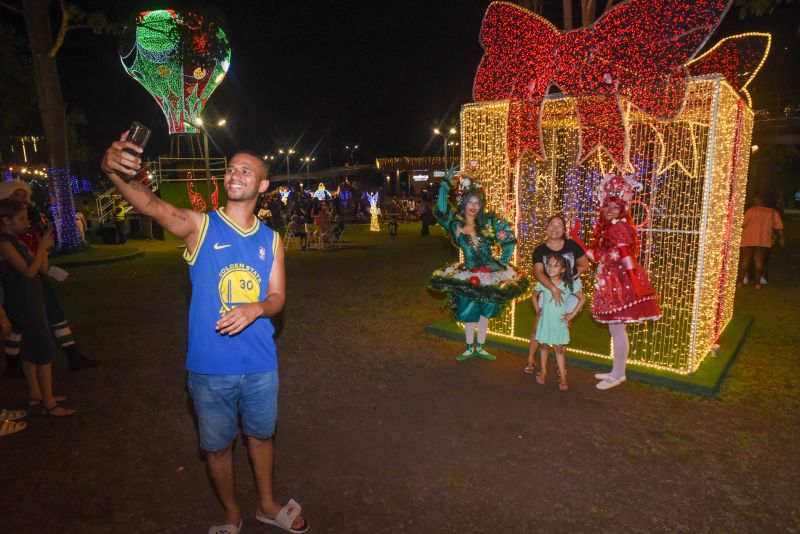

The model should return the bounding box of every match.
[581,0,596,27]
[23,0,68,169]
[23,0,80,249]
[563,0,573,30]
[517,0,543,13]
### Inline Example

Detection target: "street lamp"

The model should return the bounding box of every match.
[188,117,227,194]
[433,127,457,170]
[345,144,359,165]
[300,156,315,183]
[278,148,297,188]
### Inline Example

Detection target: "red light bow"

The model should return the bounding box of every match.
[473,0,764,168]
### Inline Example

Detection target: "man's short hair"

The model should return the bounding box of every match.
[231,149,269,179]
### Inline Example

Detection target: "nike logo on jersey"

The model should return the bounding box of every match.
[214,243,232,250]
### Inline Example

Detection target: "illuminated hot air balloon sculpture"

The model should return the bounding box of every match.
[119,9,230,135]
[119,9,231,213]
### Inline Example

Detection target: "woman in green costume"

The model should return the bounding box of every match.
[429,168,528,361]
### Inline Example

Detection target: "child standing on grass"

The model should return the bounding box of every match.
[388,216,398,239]
[531,253,585,391]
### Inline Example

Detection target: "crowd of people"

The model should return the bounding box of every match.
[256,193,346,251]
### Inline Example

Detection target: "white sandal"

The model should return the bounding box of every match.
[0,409,26,421]
[0,419,27,437]
[596,375,626,390]
[208,519,241,534]
[256,499,310,533]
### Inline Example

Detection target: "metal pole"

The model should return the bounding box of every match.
[203,130,212,194]
[286,155,290,189]
[443,136,448,171]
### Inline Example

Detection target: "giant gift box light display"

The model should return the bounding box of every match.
[463,0,769,373]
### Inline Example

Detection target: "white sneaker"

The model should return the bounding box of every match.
[596,376,626,390]
[760,276,767,285]
[594,372,611,380]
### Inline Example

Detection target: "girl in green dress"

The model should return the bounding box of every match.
[429,168,528,361]
[531,253,585,390]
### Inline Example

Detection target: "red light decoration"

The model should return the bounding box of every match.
[185,172,207,212]
[686,32,771,107]
[210,176,219,211]
[474,0,737,168]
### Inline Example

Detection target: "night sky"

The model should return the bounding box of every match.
[7,0,800,168]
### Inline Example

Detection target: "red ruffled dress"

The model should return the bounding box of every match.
[590,221,661,324]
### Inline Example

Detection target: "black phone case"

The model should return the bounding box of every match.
[120,122,151,182]
[126,122,151,150]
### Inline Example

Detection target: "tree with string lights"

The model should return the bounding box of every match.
[0,0,114,249]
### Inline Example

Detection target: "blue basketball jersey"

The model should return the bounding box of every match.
[185,209,279,374]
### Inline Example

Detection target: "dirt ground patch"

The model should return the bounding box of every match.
[1,222,799,533]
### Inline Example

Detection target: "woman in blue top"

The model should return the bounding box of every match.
[429,168,528,361]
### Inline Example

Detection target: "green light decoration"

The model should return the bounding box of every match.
[119,9,231,134]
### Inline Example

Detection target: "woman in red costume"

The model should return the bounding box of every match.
[572,173,661,390]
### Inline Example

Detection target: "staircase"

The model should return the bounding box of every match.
[96,161,159,224]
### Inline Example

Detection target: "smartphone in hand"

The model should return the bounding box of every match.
[121,122,151,182]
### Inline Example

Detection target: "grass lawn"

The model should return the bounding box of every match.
[49,243,144,266]
[1,217,798,532]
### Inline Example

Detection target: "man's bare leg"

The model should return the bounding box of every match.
[207,442,241,526]
[249,436,305,529]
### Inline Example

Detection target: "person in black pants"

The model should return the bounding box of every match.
[112,200,127,244]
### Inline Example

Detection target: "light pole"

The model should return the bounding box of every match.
[194,117,227,194]
[345,144,359,165]
[300,156,315,184]
[433,127,457,170]
[278,148,296,187]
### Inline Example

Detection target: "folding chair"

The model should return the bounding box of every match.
[305,222,322,250]
[284,226,301,251]
[330,228,344,249]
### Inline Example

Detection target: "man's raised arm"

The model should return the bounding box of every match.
[101,132,201,246]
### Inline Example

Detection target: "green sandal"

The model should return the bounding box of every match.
[456,344,475,361]
[474,344,496,361]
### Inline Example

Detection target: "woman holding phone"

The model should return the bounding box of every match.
[0,198,75,416]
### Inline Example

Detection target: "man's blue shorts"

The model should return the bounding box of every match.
[187,371,279,452]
